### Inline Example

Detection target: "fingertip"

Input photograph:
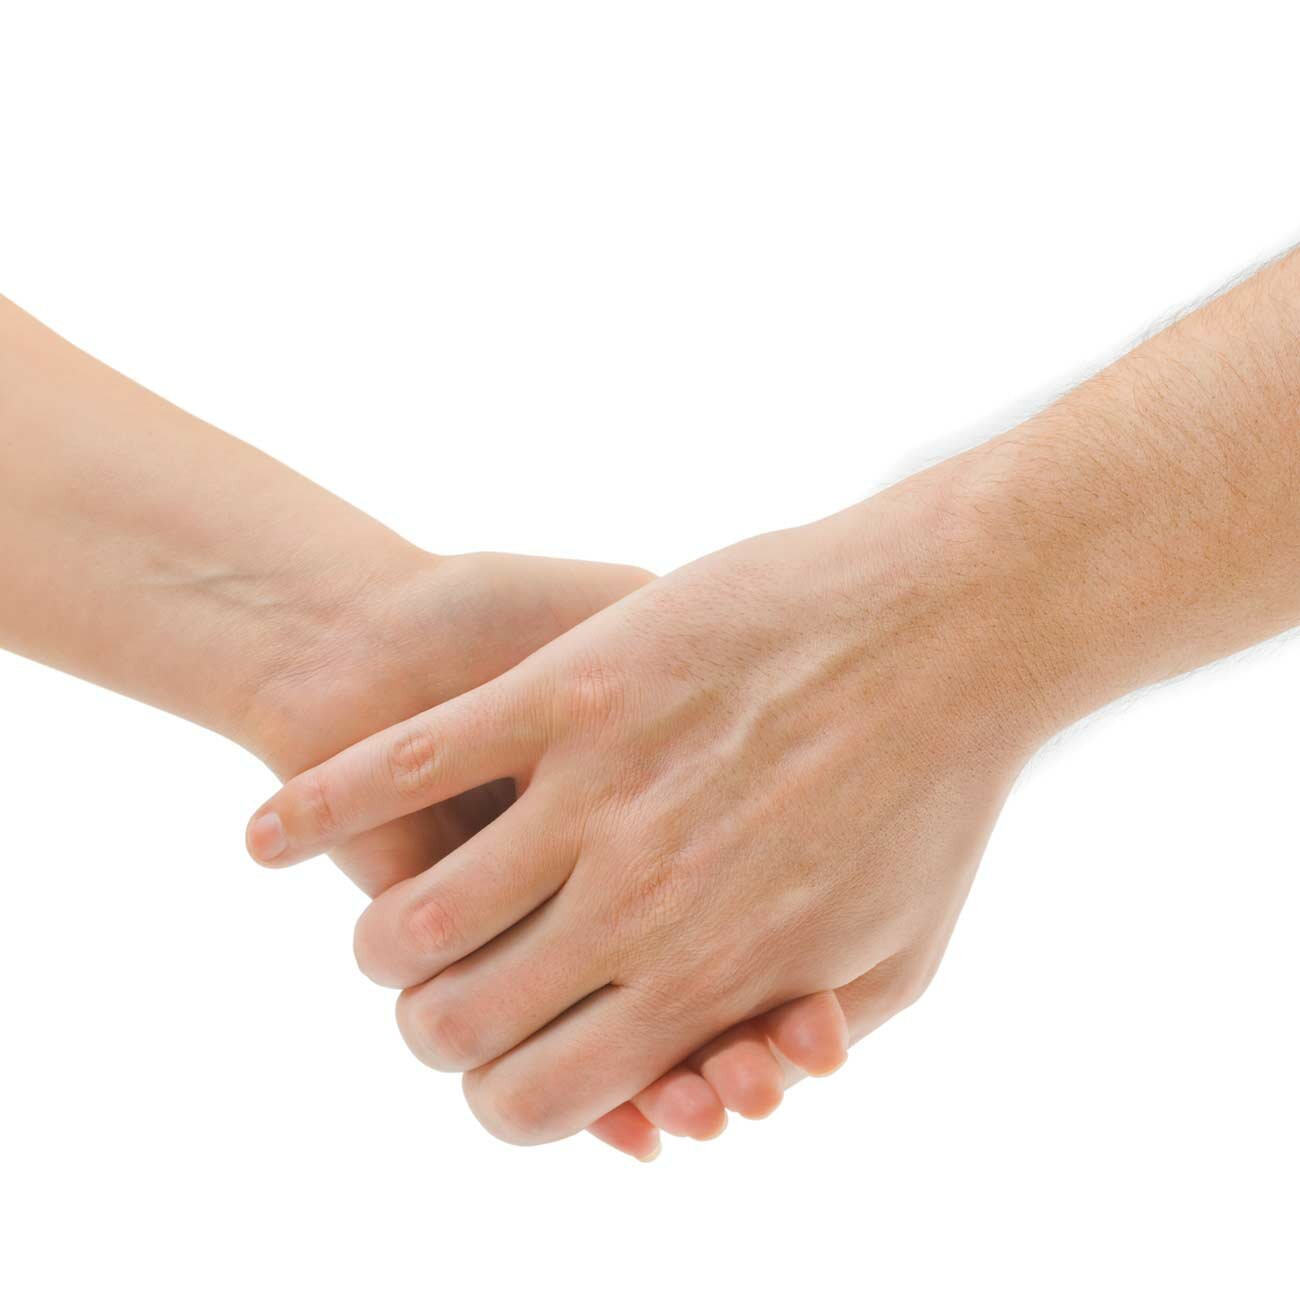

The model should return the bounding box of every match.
[636,1069,728,1140]
[699,1037,786,1119]
[246,809,288,865]
[784,1021,849,1077]
[587,1103,663,1162]
[805,1033,850,1077]
[727,1070,784,1119]
[767,990,850,1077]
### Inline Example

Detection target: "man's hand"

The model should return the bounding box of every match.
[253,247,1300,1148]
[247,473,1047,1143]
[241,547,853,1155]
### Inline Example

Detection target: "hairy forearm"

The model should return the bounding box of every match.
[234,245,1300,1149]
[0,297,427,747]
[914,247,1300,741]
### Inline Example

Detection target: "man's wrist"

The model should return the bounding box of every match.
[854,432,1113,758]
[922,404,1194,746]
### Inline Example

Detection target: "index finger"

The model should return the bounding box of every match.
[245,678,542,867]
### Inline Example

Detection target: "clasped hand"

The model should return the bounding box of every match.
[248,480,1042,1152]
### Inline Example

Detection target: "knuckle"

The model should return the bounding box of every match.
[400,892,461,963]
[386,724,439,798]
[398,989,482,1072]
[557,656,628,729]
[593,842,704,948]
[298,769,339,840]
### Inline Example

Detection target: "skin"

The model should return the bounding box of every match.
[249,482,1016,1143]
[0,296,852,1160]
[249,560,854,1157]
[253,246,1300,1145]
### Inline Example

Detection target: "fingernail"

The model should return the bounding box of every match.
[247,811,287,863]
[638,1136,662,1163]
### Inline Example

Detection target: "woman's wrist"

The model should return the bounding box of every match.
[0,296,442,756]
[225,537,444,772]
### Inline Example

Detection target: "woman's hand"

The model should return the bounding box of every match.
[241,549,650,898]
[248,466,1055,1144]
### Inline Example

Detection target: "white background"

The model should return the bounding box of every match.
[2,3,1298,1296]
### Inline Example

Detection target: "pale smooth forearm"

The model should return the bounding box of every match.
[0,296,428,747]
